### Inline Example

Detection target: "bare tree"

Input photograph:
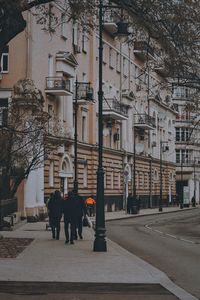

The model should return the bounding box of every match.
[1,0,200,85]
[0,79,63,199]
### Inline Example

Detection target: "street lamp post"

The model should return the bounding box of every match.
[133,125,136,210]
[159,141,163,212]
[93,0,106,252]
[94,0,129,252]
[159,141,169,212]
[180,157,184,209]
[73,79,79,195]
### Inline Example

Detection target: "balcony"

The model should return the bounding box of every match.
[134,41,155,61]
[103,98,129,120]
[103,11,118,35]
[134,113,156,130]
[154,62,168,77]
[45,77,72,96]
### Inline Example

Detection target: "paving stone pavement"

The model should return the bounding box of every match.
[0,206,198,300]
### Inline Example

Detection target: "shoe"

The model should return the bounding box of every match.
[79,235,83,239]
[65,240,69,244]
[70,241,74,244]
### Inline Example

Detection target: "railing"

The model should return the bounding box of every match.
[176,160,195,167]
[0,198,17,221]
[103,98,129,118]
[46,77,71,93]
[134,113,156,128]
[134,41,154,58]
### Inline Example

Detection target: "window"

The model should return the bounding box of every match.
[109,47,115,69]
[82,114,88,142]
[49,161,54,187]
[123,57,128,77]
[116,52,120,72]
[0,99,8,127]
[176,127,190,142]
[82,30,88,52]
[110,171,114,189]
[72,22,78,45]
[176,149,192,164]
[1,46,9,73]
[61,13,67,39]
[48,104,53,134]
[117,172,120,189]
[83,164,87,187]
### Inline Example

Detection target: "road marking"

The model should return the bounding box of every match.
[145,223,197,244]
[166,234,177,239]
[179,238,195,244]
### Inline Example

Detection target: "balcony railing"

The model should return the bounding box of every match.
[0,198,17,219]
[134,113,156,130]
[103,98,129,120]
[45,77,72,96]
[176,160,195,167]
[134,41,155,60]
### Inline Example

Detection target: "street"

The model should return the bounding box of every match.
[107,208,200,299]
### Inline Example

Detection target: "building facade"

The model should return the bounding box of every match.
[0,2,177,219]
[173,85,200,205]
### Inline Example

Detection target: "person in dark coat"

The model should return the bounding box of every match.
[62,191,77,244]
[127,193,133,214]
[47,190,63,240]
[74,194,87,240]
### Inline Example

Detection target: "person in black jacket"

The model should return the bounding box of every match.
[62,191,77,244]
[74,194,87,240]
[47,190,63,240]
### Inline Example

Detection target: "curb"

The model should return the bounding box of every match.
[105,206,198,222]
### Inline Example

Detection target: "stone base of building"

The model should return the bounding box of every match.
[25,206,47,222]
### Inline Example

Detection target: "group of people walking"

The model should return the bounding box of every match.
[47,190,95,245]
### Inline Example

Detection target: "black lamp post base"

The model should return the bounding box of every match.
[93,229,107,252]
[93,238,107,252]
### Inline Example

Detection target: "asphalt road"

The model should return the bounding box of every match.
[106,208,200,299]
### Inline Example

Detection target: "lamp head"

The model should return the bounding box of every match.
[114,21,130,43]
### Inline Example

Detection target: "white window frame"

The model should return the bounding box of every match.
[61,13,67,39]
[109,47,115,69]
[81,111,88,142]
[72,22,78,46]
[82,30,88,53]
[1,49,9,73]
[83,164,88,187]
[116,52,120,73]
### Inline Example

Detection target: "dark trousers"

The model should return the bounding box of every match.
[64,219,76,242]
[76,215,83,238]
[87,204,94,216]
[51,224,60,240]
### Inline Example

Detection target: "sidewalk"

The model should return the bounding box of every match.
[0,206,198,300]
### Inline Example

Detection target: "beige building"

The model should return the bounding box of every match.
[0,3,177,219]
